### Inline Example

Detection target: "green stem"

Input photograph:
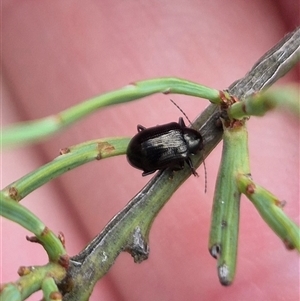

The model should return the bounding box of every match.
[2,78,220,148]
[2,137,130,201]
[0,192,66,262]
[42,277,62,301]
[237,174,300,252]
[228,85,300,119]
[209,123,250,285]
[0,263,66,301]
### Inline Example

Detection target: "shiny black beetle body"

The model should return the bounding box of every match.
[126,117,203,176]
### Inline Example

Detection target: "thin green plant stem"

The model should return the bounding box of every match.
[42,277,62,301]
[209,123,250,285]
[0,192,66,262]
[2,137,130,201]
[228,85,300,119]
[237,174,300,251]
[2,78,220,148]
[0,263,66,301]
[0,284,22,301]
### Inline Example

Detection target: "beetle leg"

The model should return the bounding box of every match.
[137,125,146,132]
[178,117,186,128]
[179,160,185,170]
[186,157,199,177]
[142,170,156,176]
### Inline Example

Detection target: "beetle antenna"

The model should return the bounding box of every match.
[170,99,207,191]
[170,99,194,126]
[202,158,207,193]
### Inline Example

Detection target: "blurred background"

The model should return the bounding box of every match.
[1,1,299,300]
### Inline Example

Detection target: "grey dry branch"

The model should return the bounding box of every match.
[62,28,300,300]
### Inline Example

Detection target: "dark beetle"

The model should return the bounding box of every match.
[126,117,203,176]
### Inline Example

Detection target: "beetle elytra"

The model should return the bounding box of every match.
[126,117,203,177]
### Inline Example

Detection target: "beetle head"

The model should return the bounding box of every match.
[183,128,203,154]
